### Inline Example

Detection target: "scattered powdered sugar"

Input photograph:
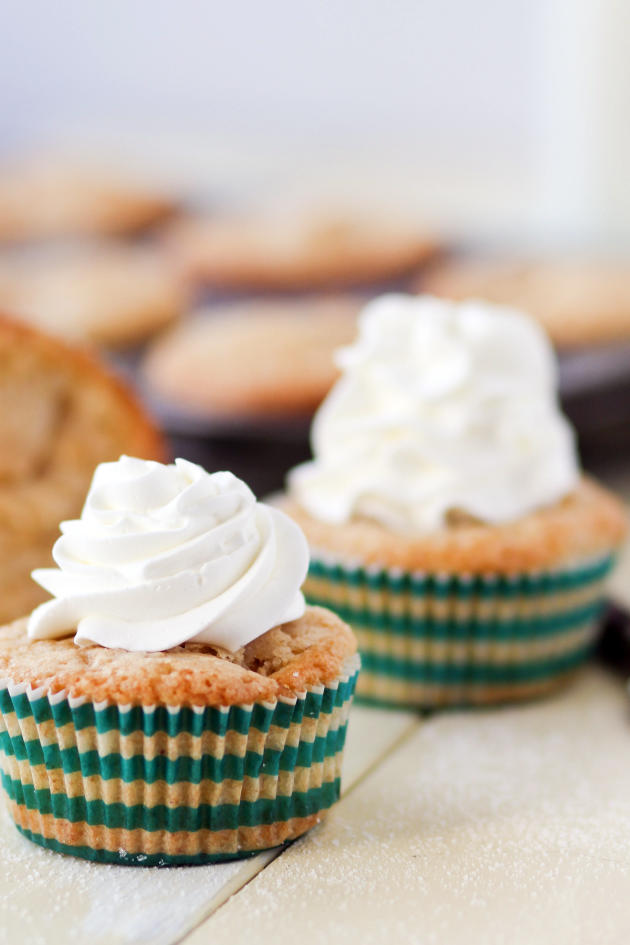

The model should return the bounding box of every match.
[0,803,252,945]
[0,704,412,945]
[200,668,630,945]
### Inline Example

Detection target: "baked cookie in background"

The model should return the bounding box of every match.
[418,256,630,348]
[142,297,361,418]
[165,211,440,291]
[0,242,186,346]
[0,315,166,623]
[0,161,176,242]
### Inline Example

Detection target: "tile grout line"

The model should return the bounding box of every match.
[173,714,422,945]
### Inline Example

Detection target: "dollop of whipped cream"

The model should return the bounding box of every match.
[28,456,308,651]
[288,294,579,533]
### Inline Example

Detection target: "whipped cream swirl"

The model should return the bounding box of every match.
[288,294,579,533]
[29,457,308,651]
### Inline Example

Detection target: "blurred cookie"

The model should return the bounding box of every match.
[142,297,360,416]
[165,212,438,290]
[0,243,185,346]
[419,257,630,348]
[0,315,166,622]
[0,161,175,242]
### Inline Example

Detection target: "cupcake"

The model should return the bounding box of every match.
[0,457,358,864]
[280,294,627,709]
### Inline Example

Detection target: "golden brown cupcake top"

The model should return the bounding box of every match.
[0,607,357,706]
[280,478,627,575]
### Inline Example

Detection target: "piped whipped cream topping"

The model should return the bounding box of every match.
[288,294,579,534]
[28,456,308,651]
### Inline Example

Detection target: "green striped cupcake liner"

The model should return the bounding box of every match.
[304,552,615,709]
[0,653,360,865]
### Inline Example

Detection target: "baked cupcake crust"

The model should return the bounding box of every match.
[280,477,627,574]
[0,607,357,706]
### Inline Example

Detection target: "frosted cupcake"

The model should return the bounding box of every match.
[281,295,626,709]
[0,457,358,864]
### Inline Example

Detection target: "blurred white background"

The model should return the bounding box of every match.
[2,0,629,244]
